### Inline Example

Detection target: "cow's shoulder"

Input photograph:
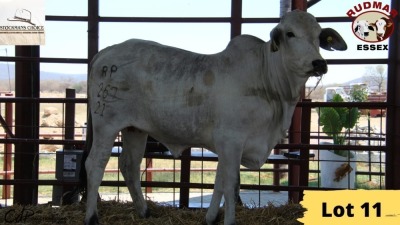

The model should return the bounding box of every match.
[226,35,265,51]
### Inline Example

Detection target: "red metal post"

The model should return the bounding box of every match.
[145,158,153,193]
[2,93,13,199]
[179,149,191,208]
[288,0,307,204]
[292,0,307,11]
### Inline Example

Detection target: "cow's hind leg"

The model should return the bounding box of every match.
[120,127,149,218]
[84,128,118,225]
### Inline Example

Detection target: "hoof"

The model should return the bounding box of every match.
[205,214,221,225]
[85,214,99,225]
[144,208,151,218]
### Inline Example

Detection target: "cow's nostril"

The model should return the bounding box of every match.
[312,60,327,75]
[364,32,369,36]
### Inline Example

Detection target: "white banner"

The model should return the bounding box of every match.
[0,0,45,45]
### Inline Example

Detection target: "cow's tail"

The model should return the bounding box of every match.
[78,100,93,202]
[78,54,98,203]
[60,106,92,205]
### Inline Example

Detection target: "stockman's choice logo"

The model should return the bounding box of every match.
[0,0,45,45]
[346,1,398,50]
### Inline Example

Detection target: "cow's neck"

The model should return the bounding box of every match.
[261,43,306,105]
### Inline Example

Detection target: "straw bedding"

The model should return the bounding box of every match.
[0,200,305,225]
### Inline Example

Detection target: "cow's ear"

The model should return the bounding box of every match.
[319,28,347,51]
[368,25,375,31]
[270,27,282,52]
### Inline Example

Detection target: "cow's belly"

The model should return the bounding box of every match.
[147,100,214,143]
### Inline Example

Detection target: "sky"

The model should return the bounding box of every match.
[0,0,394,86]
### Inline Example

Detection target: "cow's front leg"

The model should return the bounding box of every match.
[206,164,224,225]
[208,145,242,225]
[221,151,241,225]
[206,162,242,225]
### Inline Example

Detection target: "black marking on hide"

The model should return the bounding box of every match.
[102,66,107,77]
[186,87,204,107]
[101,65,118,77]
[94,101,105,116]
[110,65,118,77]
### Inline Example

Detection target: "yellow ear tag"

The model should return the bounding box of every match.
[327,36,333,43]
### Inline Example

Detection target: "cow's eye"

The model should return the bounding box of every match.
[286,32,295,38]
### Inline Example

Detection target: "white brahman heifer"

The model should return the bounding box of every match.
[353,20,375,39]
[83,10,347,225]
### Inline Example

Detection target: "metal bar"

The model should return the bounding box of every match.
[297,101,387,108]
[0,56,88,64]
[326,58,389,64]
[3,93,13,199]
[100,17,231,23]
[13,46,40,205]
[0,138,387,152]
[292,0,307,10]
[0,97,87,103]
[0,97,388,109]
[46,15,88,21]
[88,0,99,63]
[145,158,153,193]
[0,56,385,65]
[385,0,400,189]
[288,106,302,203]
[0,178,368,192]
[288,0,307,203]
[179,149,191,208]
[307,0,321,8]
[45,14,354,24]
[0,133,85,138]
[64,89,76,150]
[299,99,312,202]
[230,0,242,38]
[0,114,14,138]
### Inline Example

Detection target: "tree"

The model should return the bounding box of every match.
[362,65,387,93]
[350,85,368,102]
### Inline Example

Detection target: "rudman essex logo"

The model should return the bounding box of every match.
[346,1,398,51]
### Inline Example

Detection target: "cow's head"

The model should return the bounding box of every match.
[354,20,375,38]
[372,17,393,39]
[270,10,347,77]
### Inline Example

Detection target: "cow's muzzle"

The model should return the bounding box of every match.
[311,59,327,76]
